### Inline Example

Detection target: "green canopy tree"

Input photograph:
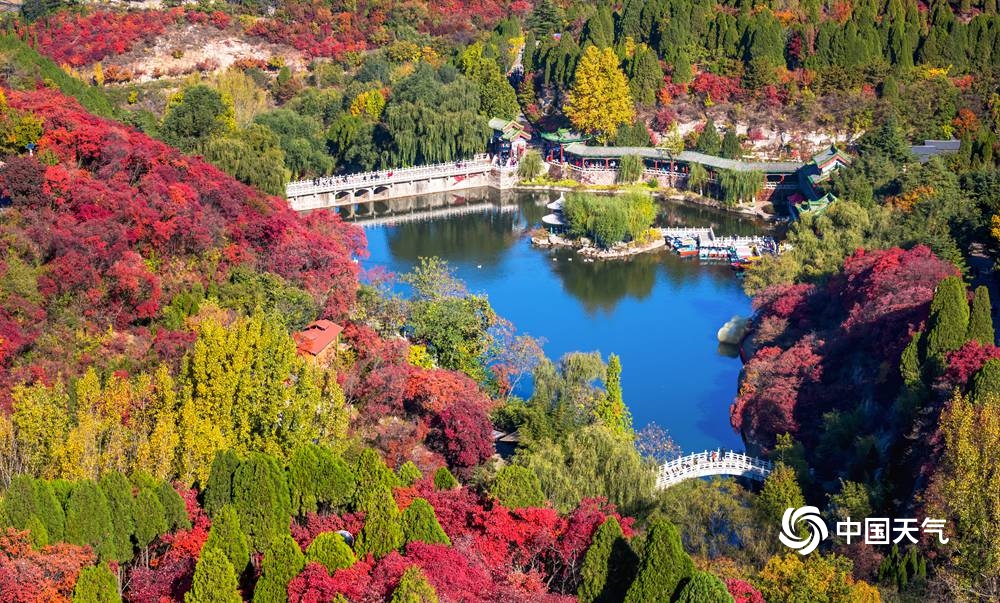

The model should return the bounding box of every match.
[397,461,423,487]
[306,532,357,572]
[25,515,48,549]
[595,354,633,437]
[971,358,1000,402]
[401,498,451,546]
[72,565,121,603]
[623,520,694,603]
[579,516,638,603]
[390,566,439,603]
[2,475,38,532]
[353,448,397,513]
[203,505,251,575]
[161,85,236,152]
[253,533,306,603]
[967,285,994,346]
[627,45,664,106]
[186,548,241,603]
[35,480,65,543]
[288,444,356,517]
[720,130,742,159]
[754,463,806,541]
[489,465,546,509]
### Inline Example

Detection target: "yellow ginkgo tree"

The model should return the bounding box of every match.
[563,46,635,143]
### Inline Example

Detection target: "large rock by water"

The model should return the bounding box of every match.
[717,316,751,345]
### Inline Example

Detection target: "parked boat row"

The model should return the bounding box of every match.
[665,233,779,270]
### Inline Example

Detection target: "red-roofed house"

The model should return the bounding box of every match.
[293,320,343,365]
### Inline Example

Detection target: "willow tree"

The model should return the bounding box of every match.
[687,163,709,195]
[617,155,644,183]
[717,169,763,206]
[564,46,635,142]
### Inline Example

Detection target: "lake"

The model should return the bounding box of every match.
[353,189,764,453]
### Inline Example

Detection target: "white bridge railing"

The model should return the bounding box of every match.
[656,450,773,489]
[286,154,493,198]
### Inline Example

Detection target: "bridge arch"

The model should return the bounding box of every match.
[656,451,772,489]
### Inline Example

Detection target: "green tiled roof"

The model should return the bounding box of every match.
[540,129,589,143]
[562,143,803,174]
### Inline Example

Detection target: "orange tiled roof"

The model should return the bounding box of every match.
[293,320,343,356]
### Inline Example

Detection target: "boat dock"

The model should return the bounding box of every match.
[657,227,777,262]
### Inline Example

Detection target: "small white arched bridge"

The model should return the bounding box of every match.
[656,450,773,489]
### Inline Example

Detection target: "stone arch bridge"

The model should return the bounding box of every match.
[656,450,773,489]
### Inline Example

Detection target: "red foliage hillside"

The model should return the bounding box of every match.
[732,246,957,448]
[0,87,364,406]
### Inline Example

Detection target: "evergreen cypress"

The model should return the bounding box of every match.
[289,444,356,516]
[675,571,731,603]
[579,516,638,603]
[695,119,722,155]
[925,276,971,360]
[397,461,423,487]
[353,449,397,513]
[672,49,693,84]
[232,453,292,552]
[900,330,924,386]
[203,505,251,575]
[185,548,241,603]
[623,520,694,603]
[971,358,1000,402]
[306,532,357,572]
[489,465,546,509]
[157,481,191,532]
[134,487,168,563]
[25,514,48,549]
[72,565,121,603]
[967,286,994,346]
[355,485,404,558]
[34,479,65,542]
[390,566,439,603]
[432,467,459,490]
[204,450,241,518]
[401,498,450,546]
[65,480,115,562]
[2,474,37,530]
[253,533,306,603]
[595,354,633,437]
[98,471,136,563]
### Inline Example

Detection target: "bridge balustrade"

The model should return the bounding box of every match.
[286,154,492,197]
[655,450,774,489]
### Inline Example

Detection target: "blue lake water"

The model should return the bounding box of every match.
[355,189,764,453]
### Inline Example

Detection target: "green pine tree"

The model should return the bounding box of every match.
[695,118,721,155]
[595,354,633,437]
[204,450,241,518]
[675,571,731,603]
[355,486,404,558]
[401,498,450,546]
[72,565,121,603]
[925,276,971,360]
[185,548,241,603]
[754,463,806,530]
[967,286,994,346]
[157,482,191,532]
[306,532,357,572]
[720,129,741,159]
[253,533,306,603]
[900,330,924,386]
[65,480,115,562]
[623,520,694,603]
[489,465,546,509]
[99,471,136,563]
[432,467,459,490]
[672,49,693,84]
[289,444,356,517]
[390,566,439,603]
[204,505,250,575]
[579,516,638,603]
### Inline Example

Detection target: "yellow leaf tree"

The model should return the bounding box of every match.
[564,46,635,142]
